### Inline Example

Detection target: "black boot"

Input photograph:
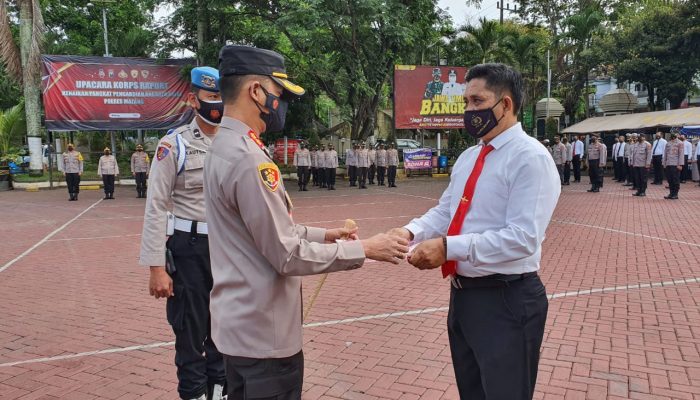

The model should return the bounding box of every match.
[104,192,110,200]
[109,192,115,199]
[74,193,79,201]
[69,193,74,201]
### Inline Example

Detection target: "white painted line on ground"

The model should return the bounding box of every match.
[2,275,698,368]
[47,233,142,242]
[0,199,103,273]
[552,219,700,248]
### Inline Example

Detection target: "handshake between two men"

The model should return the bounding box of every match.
[323,220,445,269]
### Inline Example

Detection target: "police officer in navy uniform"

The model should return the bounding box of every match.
[140,67,226,400]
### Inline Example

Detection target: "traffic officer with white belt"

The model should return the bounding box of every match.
[98,147,119,200]
[131,144,150,198]
[204,45,409,400]
[139,66,226,400]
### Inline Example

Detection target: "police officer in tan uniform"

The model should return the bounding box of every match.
[131,144,150,198]
[140,67,226,400]
[663,132,685,199]
[376,143,387,186]
[310,145,318,186]
[61,143,84,201]
[356,141,370,189]
[346,143,358,186]
[293,142,310,191]
[552,136,567,185]
[204,45,409,400]
[98,147,119,199]
[368,145,377,184]
[586,134,606,193]
[326,143,338,190]
[631,134,652,197]
[387,143,400,187]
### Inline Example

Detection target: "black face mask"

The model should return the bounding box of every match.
[463,98,505,139]
[67,147,74,152]
[104,151,110,156]
[255,86,288,133]
[196,97,223,126]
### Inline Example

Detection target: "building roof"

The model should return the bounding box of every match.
[562,107,700,134]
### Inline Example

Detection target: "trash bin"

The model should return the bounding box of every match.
[438,155,448,173]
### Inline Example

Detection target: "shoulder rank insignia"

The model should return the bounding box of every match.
[248,130,265,150]
[258,162,280,192]
[156,146,170,161]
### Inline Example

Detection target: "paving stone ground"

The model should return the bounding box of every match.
[0,175,699,400]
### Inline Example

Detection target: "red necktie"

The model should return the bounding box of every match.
[441,144,495,278]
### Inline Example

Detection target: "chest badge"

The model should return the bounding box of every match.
[258,162,281,192]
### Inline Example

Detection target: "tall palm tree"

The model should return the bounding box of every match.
[0,0,45,174]
[457,17,511,65]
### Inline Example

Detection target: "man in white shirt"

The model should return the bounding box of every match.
[693,138,700,186]
[680,134,692,183]
[651,131,666,184]
[571,135,584,182]
[612,135,626,182]
[389,64,560,400]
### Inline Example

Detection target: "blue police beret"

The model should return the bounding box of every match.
[191,66,220,92]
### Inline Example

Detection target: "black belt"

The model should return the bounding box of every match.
[451,272,537,289]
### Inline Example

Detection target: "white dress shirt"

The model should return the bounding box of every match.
[694,142,700,158]
[613,142,626,158]
[683,140,692,156]
[652,138,666,156]
[571,140,584,158]
[404,123,561,277]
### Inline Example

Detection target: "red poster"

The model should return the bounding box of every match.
[42,55,195,131]
[394,65,469,130]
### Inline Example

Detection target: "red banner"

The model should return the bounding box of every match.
[42,55,194,131]
[394,65,469,130]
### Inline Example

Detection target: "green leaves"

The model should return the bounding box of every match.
[0,100,25,156]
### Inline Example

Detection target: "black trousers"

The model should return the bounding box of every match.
[358,167,368,187]
[311,167,317,185]
[448,274,548,400]
[135,172,147,193]
[368,164,376,183]
[296,166,308,189]
[681,155,690,182]
[225,351,303,400]
[588,159,600,189]
[348,165,357,185]
[167,231,226,399]
[388,165,397,185]
[327,167,336,188]
[633,167,648,193]
[377,166,386,185]
[652,155,664,183]
[563,162,571,184]
[102,175,115,195]
[555,164,564,184]
[572,155,581,181]
[318,168,326,187]
[613,157,624,180]
[65,173,80,194]
[665,166,681,196]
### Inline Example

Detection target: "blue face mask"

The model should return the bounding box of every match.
[255,86,288,133]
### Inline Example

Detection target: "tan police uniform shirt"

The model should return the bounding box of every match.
[318,150,327,168]
[368,149,376,165]
[139,120,211,267]
[131,151,150,173]
[587,142,605,163]
[627,142,637,166]
[663,139,685,167]
[356,148,370,168]
[552,143,567,165]
[204,117,366,359]
[388,149,399,166]
[326,149,338,169]
[310,150,317,168]
[631,141,652,167]
[98,154,119,176]
[61,150,84,174]
[293,148,310,167]
[376,149,387,167]
[565,143,572,162]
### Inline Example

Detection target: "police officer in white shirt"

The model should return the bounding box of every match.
[693,138,700,186]
[680,134,692,183]
[651,131,667,184]
[389,64,560,400]
[612,135,626,182]
[571,135,584,182]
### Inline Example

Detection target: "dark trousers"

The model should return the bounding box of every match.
[102,175,115,195]
[633,167,648,193]
[358,167,368,188]
[572,155,581,181]
[666,166,681,196]
[388,165,397,186]
[135,172,147,194]
[681,155,690,182]
[613,157,624,180]
[318,168,326,187]
[65,173,80,195]
[556,164,564,184]
[377,166,386,185]
[368,164,376,184]
[563,162,571,184]
[311,167,317,185]
[448,274,548,400]
[167,231,226,399]
[652,155,664,183]
[588,159,600,189]
[348,165,357,186]
[296,166,308,189]
[225,351,303,400]
[624,159,632,184]
[327,167,336,188]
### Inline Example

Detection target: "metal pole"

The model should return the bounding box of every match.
[546,49,551,119]
[102,7,110,56]
[48,131,53,189]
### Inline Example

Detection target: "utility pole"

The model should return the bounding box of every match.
[497,1,518,24]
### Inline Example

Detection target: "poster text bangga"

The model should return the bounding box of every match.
[42,55,194,131]
[393,65,469,130]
